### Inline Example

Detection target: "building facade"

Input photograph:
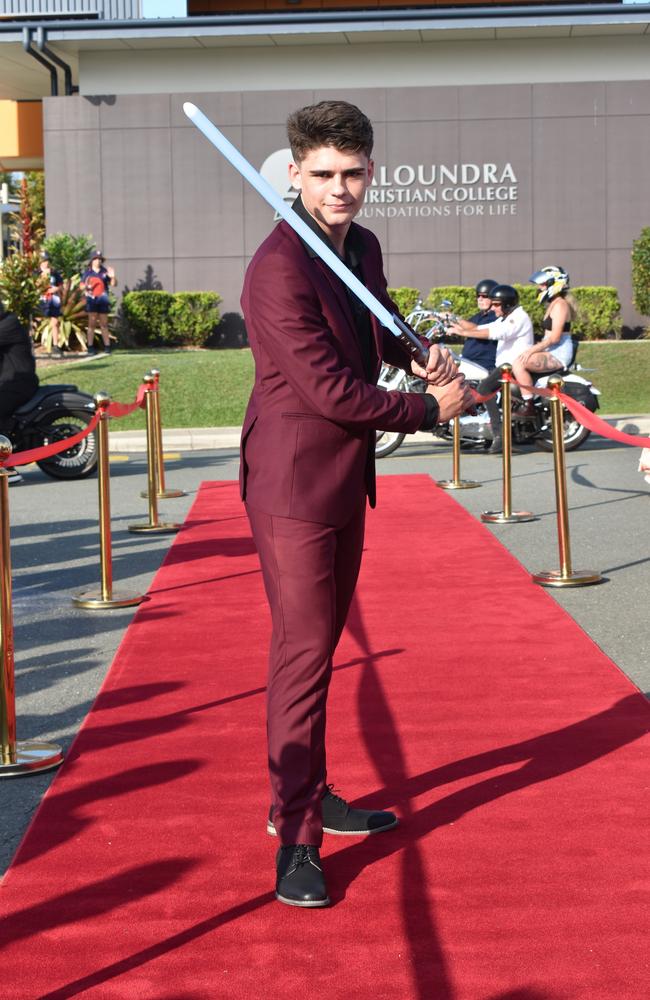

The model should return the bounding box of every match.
[2,2,650,329]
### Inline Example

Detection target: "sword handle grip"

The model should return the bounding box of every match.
[392,315,430,368]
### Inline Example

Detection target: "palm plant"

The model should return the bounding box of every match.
[32,275,88,352]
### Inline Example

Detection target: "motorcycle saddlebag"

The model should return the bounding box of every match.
[561,380,599,412]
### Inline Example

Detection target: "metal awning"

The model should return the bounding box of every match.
[1,4,649,99]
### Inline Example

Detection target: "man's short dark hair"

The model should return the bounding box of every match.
[287,101,374,163]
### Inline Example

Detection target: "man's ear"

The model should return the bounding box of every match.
[288,162,301,190]
[367,159,375,185]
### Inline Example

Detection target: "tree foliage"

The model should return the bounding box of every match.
[42,232,96,280]
[631,227,650,318]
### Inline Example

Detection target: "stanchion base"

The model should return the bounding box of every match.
[128,522,181,534]
[72,589,145,609]
[140,489,186,499]
[438,480,482,490]
[532,568,603,588]
[481,510,536,523]
[0,740,63,778]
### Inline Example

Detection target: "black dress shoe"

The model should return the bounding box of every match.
[267,785,398,837]
[276,845,330,908]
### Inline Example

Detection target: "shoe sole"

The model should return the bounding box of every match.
[275,892,330,908]
[267,818,398,837]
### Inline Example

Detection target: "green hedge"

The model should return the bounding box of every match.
[122,290,221,347]
[386,284,622,340]
[387,286,421,317]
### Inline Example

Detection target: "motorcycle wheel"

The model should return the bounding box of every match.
[35,409,98,479]
[375,429,406,458]
[536,410,591,452]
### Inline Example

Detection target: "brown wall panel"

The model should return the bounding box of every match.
[532,115,607,252]
[100,127,174,260]
[172,124,246,259]
[606,116,650,249]
[44,129,103,250]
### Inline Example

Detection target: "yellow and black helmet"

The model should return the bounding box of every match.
[530,265,569,304]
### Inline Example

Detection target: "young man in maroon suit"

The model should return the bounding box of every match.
[240,101,471,907]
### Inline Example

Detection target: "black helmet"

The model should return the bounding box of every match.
[490,284,519,315]
[475,278,499,298]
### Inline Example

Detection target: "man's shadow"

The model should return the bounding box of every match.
[325,595,650,998]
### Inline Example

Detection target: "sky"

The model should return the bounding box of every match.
[141,1,187,18]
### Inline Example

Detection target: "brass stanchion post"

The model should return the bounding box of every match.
[0,437,63,777]
[140,369,185,500]
[74,394,145,609]
[533,376,602,587]
[128,376,181,535]
[482,364,536,524]
[437,396,481,491]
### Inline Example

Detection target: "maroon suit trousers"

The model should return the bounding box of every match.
[246,501,366,847]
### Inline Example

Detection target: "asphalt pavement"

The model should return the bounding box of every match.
[1,430,648,875]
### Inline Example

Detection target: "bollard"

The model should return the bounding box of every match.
[532,376,602,587]
[0,437,63,777]
[482,364,536,524]
[438,359,481,490]
[73,394,145,609]
[128,377,181,535]
[437,419,481,491]
[140,369,185,501]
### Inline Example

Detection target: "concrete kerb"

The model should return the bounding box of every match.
[108,415,650,453]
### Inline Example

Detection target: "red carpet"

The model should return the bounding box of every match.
[1,476,648,1000]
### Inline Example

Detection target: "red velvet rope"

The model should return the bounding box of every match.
[500,372,650,449]
[107,382,148,419]
[1,382,149,469]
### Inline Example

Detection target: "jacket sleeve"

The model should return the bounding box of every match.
[245,249,426,435]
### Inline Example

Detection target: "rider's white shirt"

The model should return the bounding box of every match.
[478,306,534,366]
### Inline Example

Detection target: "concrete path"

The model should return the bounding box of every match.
[108,414,650,452]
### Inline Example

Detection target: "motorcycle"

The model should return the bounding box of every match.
[9,384,98,479]
[375,302,601,458]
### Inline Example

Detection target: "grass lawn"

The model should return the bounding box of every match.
[38,341,649,429]
[38,348,255,431]
[576,342,650,414]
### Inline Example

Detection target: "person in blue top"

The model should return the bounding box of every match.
[462,279,498,370]
[81,251,116,355]
[38,252,63,358]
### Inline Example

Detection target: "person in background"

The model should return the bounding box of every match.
[459,279,499,449]
[38,252,63,358]
[461,279,498,371]
[81,251,115,355]
[511,265,576,418]
[450,284,533,454]
[0,303,39,486]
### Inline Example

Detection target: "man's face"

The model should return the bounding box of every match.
[288,145,373,242]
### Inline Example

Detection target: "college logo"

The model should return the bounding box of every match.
[260,148,297,218]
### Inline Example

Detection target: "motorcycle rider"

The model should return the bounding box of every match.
[0,303,39,486]
[512,265,575,418]
[449,285,534,453]
[461,279,499,371]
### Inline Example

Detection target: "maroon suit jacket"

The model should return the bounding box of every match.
[240,218,426,527]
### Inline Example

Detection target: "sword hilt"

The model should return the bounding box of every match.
[392,315,430,369]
